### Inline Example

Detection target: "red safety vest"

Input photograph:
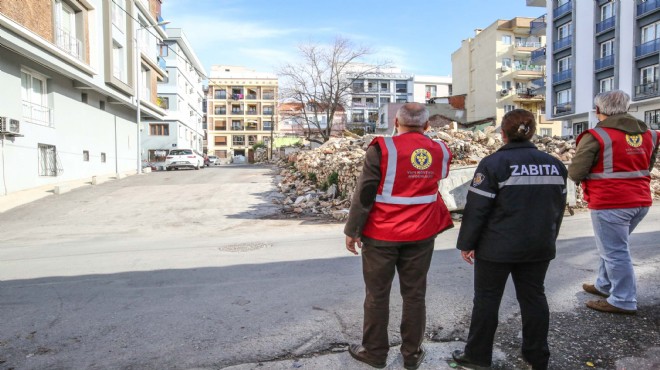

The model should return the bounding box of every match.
[576,127,659,209]
[361,132,454,242]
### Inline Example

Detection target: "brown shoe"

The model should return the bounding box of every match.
[582,283,610,298]
[348,344,386,368]
[586,299,636,315]
[404,345,426,370]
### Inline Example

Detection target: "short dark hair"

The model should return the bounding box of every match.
[501,109,536,142]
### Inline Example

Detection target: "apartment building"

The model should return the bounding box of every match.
[0,0,166,195]
[278,102,346,138]
[344,65,414,133]
[529,0,660,135]
[412,75,453,103]
[207,65,278,163]
[145,28,206,166]
[452,17,562,136]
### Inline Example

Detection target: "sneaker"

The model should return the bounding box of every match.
[404,345,426,370]
[582,283,610,298]
[348,344,386,369]
[586,299,636,315]
[451,350,491,369]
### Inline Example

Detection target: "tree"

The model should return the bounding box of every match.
[278,37,390,143]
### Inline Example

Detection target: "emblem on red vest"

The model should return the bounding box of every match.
[411,148,432,170]
[626,134,642,148]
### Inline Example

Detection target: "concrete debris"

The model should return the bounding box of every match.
[274,127,660,219]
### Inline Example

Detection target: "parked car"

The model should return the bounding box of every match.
[207,155,218,166]
[165,149,203,170]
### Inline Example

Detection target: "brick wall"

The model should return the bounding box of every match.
[0,0,53,42]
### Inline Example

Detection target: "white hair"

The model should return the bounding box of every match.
[594,90,630,116]
[396,103,429,127]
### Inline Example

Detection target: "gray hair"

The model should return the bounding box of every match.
[396,102,429,127]
[594,90,630,116]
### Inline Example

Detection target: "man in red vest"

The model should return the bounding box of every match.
[569,89,659,315]
[344,102,453,369]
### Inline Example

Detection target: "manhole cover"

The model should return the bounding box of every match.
[218,242,272,252]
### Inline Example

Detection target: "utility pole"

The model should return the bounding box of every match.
[270,112,274,160]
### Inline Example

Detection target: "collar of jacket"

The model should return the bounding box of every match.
[497,140,537,152]
[597,113,648,134]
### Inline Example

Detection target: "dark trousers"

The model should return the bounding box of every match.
[361,240,434,360]
[465,259,551,369]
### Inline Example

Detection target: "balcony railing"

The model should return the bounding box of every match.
[246,94,257,100]
[262,93,275,100]
[554,102,572,115]
[263,110,274,115]
[553,69,572,84]
[531,47,546,63]
[55,27,83,61]
[246,110,258,115]
[635,81,659,99]
[352,86,365,93]
[22,100,53,126]
[596,16,616,34]
[515,88,536,96]
[513,65,543,72]
[246,124,259,131]
[215,92,227,99]
[553,1,572,19]
[553,36,572,52]
[636,38,660,58]
[231,126,244,131]
[232,140,245,146]
[595,54,615,71]
[214,108,227,115]
[515,41,542,48]
[638,0,660,17]
[530,14,546,35]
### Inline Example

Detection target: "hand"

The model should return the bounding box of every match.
[346,236,363,255]
[461,250,475,265]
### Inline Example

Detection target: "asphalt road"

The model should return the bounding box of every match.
[0,164,658,370]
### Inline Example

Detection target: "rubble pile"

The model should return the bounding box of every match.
[254,147,269,163]
[274,128,660,220]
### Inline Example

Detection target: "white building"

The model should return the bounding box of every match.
[0,0,167,195]
[529,0,660,135]
[146,28,206,166]
[412,75,453,103]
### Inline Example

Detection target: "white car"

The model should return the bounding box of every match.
[207,155,219,166]
[165,149,203,170]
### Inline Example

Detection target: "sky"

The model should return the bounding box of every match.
[161,0,545,78]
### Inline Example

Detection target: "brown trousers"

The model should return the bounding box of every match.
[361,239,435,360]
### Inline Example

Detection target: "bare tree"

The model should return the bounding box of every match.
[279,37,389,143]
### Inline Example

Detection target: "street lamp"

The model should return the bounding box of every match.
[135,20,170,174]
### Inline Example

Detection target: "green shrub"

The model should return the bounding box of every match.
[307,172,318,183]
[327,172,339,186]
[252,141,266,151]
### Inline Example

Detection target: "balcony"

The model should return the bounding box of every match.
[262,93,275,100]
[246,94,257,100]
[214,108,227,115]
[635,81,659,99]
[352,86,365,93]
[263,109,274,115]
[512,64,543,80]
[595,54,615,71]
[214,92,227,99]
[638,0,660,17]
[554,102,572,115]
[553,69,572,84]
[553,36,572,52]
[530,14,546,36]
[55,27,83,61]
[22,100,53,126]
[231,110,244,115]
[553,1,572,19]
[515,40,542,48]
[531,47,546,65]
[232,140,245,146]
[246,123,259,131]
[596,16,616,34]
[636,38,660,58]
[246,110,258,115]
[231,125,244,131]
[527,0,546,7]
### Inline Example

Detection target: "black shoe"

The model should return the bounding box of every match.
[404,345,426,370]
[348,344,387,369]
[452,350,491,369]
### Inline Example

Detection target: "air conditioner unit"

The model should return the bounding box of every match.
[501,65,509,72]
[500,89,509,96]
[0,117,20,134]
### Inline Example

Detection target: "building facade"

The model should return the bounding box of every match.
[206,65,278,163]
[412,75,453,103]
[0,0,166,195]
[278,102,346,138]
[344,65,414,133]
[452,17,562,136]
[529,0,660,135]
[146,27,205,166]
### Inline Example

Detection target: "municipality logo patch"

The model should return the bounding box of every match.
[472,173,485,187]
[626,134,643,148]
[411,149,432,170]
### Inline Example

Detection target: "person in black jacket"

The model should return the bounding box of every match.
[452,109,568,370]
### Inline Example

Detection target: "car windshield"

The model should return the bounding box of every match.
[170,150,192,155]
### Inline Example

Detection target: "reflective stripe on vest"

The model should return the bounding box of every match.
[498,175,566,188]
[585,127,650,180]
[374,136,442,205]
[434,139,451,178]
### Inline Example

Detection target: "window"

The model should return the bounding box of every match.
[215,136,227,146]
[159,44,168,57]
[574,122,587,135]
[150,124,169,136]
[368,112,378,123]
[599,77,614,92]
[396,98,407,103]
[352,113,365,122]
[557,56,571,71]
[502,58,512,68]
[558,22,572,39]
[644,109,660,129]
[539,128,552,136]
[232,120,243,130]
[158,96,169,109]
[38,144,57,177]
[557,0,569,6]
[83,150,89,161]
[557,89,572,104]
[504,104,516,113]
[600,39,614,57]
[263,121,272,130]
[352,97,361,103]
[396,82,407,93]
[81,93,88,103]
[54,0,80,59]
[641,65,658,84]
[21,69,51,126]
[380,97,390,104]
[232,135,245,145]
[248,135,258,145]
[502,35,512,44]
[101,152,106,163]
[380,82,388,91]
[111,0,126,31]
[425,85,437,99]
[641,21,660,43]
[100,100,106,110]
[147,150,167,162]
[501,81,512,90]
[112,42,126,81]
[600,2,615,21]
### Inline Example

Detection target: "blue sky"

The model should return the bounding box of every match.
[161,0,544,77]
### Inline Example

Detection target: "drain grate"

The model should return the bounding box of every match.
[218,242,272,252]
